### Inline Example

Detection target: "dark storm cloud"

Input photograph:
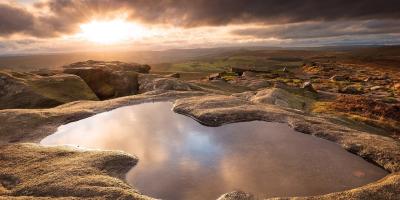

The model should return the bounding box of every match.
[0,2,80,37]
[0,4,35,35]
[39,0,400,27]
[1,0,400,38]
[232,20,400,39]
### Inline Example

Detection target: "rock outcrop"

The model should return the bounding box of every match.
[1,58,399,199]
[248,83,318,111]
[138,74,202,93]
[64,60,151,73]
[217,191,255,200]
[0,71,98,109]
[63,60,150,99]
[228,78,270,91]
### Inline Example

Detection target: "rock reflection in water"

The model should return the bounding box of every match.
[41,102,387,200]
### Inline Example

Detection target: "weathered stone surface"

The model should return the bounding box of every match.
[231,91,257,100]
[249,85,318,111]
[217,191,255,200]
[63,61,143,99]
[0,71,98,109]
[219,173,400,200]
[0,143,151,200]
[138,74,202,93]
[244,79,270,90]
[227,78,270,91]
[64,60,150,73]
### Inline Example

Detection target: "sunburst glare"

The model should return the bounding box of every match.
[79,19,149,44]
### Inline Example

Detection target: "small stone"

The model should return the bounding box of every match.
[393,83,400,91]
[166,73,180,78]
[208,73,221,80]
[242,71,256,77]
[370,86,384,91]
[364,77,371,82]
[302,81,317,93]
[339,86,364,94]
[330,75,349,82]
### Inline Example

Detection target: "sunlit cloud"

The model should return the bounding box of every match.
[0,0,400,54]
[77,19,151,44]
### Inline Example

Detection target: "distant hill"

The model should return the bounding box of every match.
[0,46,399,72]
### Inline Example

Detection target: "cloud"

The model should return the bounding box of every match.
[38,0,400,27]
[231,20,400,39]
[0,3,35,36]
[0,0,400,38]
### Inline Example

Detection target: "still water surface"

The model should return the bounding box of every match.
[41,102,387,200]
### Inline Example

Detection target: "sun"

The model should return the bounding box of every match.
[79,19,147,44]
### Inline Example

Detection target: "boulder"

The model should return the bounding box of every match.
[63,61,146,99]
[64,60,150,73]
[0,71,98,109]
[138,74,201,93]
[217,191,255,200]
[250,88,313,110]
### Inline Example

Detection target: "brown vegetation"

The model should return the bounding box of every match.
[331,95,400,122]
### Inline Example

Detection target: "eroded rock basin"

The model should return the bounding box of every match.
[40,102,387,200]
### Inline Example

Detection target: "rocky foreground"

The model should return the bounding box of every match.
[0,60,399,199]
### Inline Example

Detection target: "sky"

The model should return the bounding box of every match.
[1,0,400,54]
